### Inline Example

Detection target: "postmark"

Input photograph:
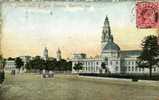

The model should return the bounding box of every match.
[136,2,159,28]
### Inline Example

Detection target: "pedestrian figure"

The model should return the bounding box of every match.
[11,70,15,75]
[49,71,54,78]
[42,69,46,78]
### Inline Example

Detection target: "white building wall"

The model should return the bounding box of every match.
[72,58,102,73]
[123,58,159,74]
[4,60,16,73]
[72,56,159,74]
[106,58,121,74]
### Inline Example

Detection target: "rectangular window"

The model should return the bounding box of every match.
[136,61,138,64]
[154,68,156,72]
[96,62,98,65]
[128,66,131,71]
[132,67,134,71]
[116,61,118,65]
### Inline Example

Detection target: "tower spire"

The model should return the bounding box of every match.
[57,48,62,61]
[43,47,48,60]
[101,16,113,50]
[104,16,111,34]
[102,16,112,42]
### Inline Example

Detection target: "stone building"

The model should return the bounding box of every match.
[4,60,16,73]
[71,16,159,74]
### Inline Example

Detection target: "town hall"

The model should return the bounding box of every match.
[71,16,159,74]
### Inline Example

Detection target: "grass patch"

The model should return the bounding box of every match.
[0,73,159,100]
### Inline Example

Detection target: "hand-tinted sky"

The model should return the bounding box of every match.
[2,1,157,58]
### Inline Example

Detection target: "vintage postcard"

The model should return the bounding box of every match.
[0,0,159,100]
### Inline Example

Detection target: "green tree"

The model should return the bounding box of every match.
[59,59,66,71]
[30,56,45,71]
[25,57,72,72]
[45,59,57,70]
[2,59,6,69]
[73,63,83,73]
[15,57,24,71]
[137,35,159,78]
[66,61,72,71]
[25,62,32,71]
[0,55,6,69]
[55,59,72,71]
[8,57,15,60]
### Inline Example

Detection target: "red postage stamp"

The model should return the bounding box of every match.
[136,2,159,28]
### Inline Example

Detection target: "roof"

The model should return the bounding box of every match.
[102,41,120,52]
[121,50,141,57]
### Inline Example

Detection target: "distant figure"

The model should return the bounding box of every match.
[49,71,54,78]
[42,69,46,78]
[11,70,15,75]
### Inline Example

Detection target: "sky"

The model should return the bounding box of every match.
[1,1,157,58]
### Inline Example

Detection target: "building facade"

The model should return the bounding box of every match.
[4,60,16,73]
[71,16,159,74]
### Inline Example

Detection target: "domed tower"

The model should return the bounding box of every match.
[57,48,62,61]
[43,47,48,60]
[101,16,120,58]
